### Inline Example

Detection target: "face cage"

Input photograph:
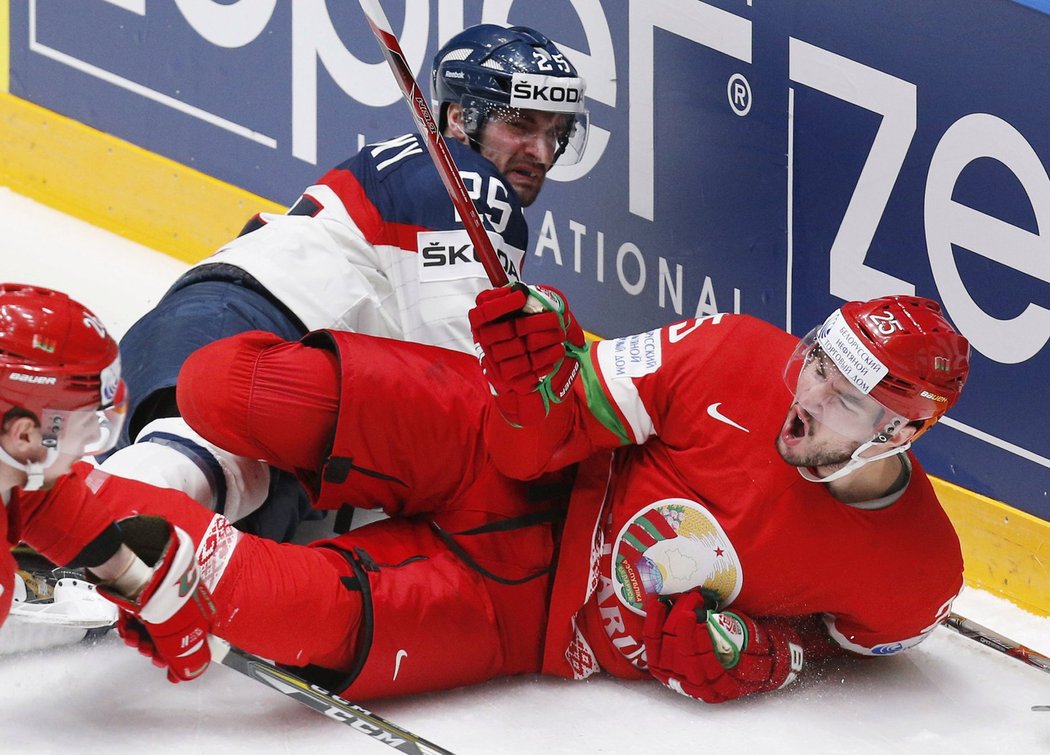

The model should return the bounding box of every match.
[460,95,589,166]
[783,330,913,445]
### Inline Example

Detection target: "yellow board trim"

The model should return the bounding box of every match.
[0,92,283,263]
[0,90,1046,618]
[933,477,1049,617]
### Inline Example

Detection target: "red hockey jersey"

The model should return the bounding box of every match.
[498,314,965,680]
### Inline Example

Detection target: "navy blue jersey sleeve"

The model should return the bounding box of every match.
[340,134,529,252]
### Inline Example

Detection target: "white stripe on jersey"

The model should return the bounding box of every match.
[193,182,402,338]
[822,614,931,657]
[373,242,487,352]
[594,338,657,444]
[194,180,521,355]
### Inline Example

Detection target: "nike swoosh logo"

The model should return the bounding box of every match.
[706,402,749,432]
[393,649,408,681]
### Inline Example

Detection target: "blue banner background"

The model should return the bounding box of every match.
[10,0,1050,519]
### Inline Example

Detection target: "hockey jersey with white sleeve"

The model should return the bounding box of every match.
[505,313,965,681]
[192,134,529,352]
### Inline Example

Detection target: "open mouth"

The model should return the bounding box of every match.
[781,404,810,445]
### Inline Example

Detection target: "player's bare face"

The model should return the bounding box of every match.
[776,350,884,472]
[56,409,104,458]
[776,403,860,470]
[478,109,569,207]
[0,412,86,489]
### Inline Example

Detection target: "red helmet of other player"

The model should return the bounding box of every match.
[0,283,126,487]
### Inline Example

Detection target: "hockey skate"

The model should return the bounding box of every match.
[0,548,117,655]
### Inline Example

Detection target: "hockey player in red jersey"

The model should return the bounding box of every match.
[102,24,590,541]
[0,283,127,624]
[3,280,972,704]
[0,284,217,678]
[77,284,963,703]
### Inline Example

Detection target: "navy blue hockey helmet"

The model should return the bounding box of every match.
[431,24,588,165]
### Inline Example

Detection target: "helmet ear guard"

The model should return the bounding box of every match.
[459,99,488,135]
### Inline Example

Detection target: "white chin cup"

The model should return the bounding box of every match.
[0,445,58,491]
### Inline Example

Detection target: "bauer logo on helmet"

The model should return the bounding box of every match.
[9,373,57,385]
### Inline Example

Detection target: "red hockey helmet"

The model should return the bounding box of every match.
[839,296,970,415]
[0,283,126,462]
[786,295,969,445]
[838,296,969,425]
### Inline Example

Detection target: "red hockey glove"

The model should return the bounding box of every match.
[643,591,805,703]
[97,516,216,683]
[469,283,586,426]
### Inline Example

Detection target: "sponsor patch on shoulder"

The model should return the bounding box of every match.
[605,329,663,379]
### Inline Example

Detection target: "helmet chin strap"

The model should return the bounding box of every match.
[798,436,912,484]
[0,445,58,491]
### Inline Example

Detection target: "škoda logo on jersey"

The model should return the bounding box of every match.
[417,229,524,282]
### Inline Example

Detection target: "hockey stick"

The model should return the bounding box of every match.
[357,0,508,288]
[208,636,457,755]
[943,611,1050,675]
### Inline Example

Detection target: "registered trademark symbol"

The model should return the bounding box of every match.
[727,73,752,116]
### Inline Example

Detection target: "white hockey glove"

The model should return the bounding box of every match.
[96,516,216,683]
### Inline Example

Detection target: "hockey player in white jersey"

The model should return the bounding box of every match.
[101,24,589,541]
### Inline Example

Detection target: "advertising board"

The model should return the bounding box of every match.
[9,1,1050,519]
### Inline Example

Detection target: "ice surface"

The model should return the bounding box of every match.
[1,187,1047,754]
